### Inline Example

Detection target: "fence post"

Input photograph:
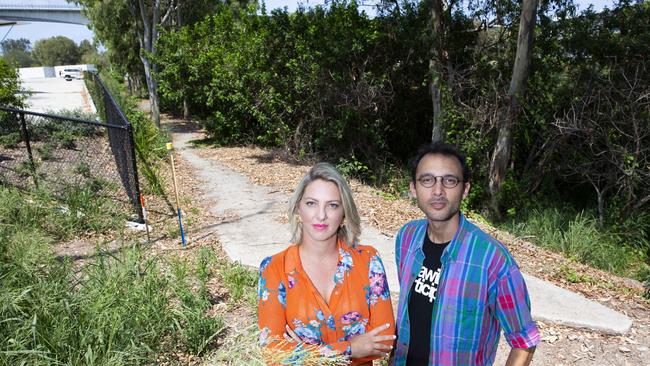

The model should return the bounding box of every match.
[18,111,38,188]
[126,124,144,223]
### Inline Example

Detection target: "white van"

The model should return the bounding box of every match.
[61,68,83,81]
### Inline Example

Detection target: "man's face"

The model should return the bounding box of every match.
[409,153,470,223]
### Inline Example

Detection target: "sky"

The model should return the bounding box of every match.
[0,0,617,47]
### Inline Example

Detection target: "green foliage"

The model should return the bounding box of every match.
[502,207,647,280]
[52,130,77,149]
[336,155,374,182]
[73,162,92,178]
[0,186,224,363]
[156,2,394,162]
[127,109,168,195]
[36,142,55,161]
[152,1,650,290]
[219,260,258,307]
[0,131,21,148]
[0,58,24,108]
[32,36,81,66]
[169,248,225,355]
[558,263,596,284]
[1,38,35,67]
[28,110,100,143]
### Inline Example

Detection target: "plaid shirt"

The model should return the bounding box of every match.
[393,214,540,365]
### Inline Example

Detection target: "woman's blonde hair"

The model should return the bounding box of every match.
[288,162,361,248]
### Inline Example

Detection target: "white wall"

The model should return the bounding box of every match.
[18,64,97,79]
[18,66,56,79]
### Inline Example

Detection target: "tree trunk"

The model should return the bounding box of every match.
[140,54,160,126]
[596,187,604,227]
[488,0,538,215]
[183,96,190,120]
[136,0,161,127]
[429,0,445,142]
[430,76,444,142]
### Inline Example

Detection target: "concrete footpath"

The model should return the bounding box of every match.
[171,128,632,338]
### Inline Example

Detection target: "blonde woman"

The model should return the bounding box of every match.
[258,162,395,365]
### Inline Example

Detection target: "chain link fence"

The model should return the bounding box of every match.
[0,78,144,222]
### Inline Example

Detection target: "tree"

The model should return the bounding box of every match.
[0,58,23,107]
[77,0,224,126]
[1,38,34,67]
[429,0,447,142]
[32,36,80,66]
[127,0,179,127]
[487,0,539,215]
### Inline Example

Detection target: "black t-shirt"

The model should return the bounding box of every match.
[406,234,449,365]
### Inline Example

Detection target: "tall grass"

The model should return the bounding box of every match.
[0,186,224,365]
[219,260,258,307]
[502,207,650,281]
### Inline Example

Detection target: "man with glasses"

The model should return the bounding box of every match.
[392,142,539,365]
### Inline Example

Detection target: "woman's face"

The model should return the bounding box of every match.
[298,179,344,246]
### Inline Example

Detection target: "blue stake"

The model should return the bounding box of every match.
[167,143,186,247]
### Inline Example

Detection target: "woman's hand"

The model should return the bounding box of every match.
[284,324,303,344]
[349,323,395,358]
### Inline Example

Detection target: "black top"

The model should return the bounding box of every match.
[406,234,449,365]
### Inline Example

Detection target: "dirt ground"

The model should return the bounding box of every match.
[50,117,650,365]
[186,133,649,365]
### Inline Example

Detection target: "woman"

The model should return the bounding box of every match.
[258,162,396,365]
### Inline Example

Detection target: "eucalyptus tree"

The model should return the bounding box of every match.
[487,0,538,214]
[76,0,227,127]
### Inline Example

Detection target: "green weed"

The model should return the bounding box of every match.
[0,186,225,364]
[219,260,258,306]
[36,142,55,161]
[336,155,375,183]
[168,248,225,355]
[503,208,642,279]
[0,131,21,148]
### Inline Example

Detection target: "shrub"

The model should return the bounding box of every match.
[0,58,24,108]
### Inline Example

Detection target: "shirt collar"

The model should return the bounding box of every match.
[284,239,350,275]
[441,212,467,264]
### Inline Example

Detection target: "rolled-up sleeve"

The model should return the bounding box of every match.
[495,265,540,349]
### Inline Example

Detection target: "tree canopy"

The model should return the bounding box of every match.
[0,58,24,107]
[32,36,81,66]
[1,38,35,67]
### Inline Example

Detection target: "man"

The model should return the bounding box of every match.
[392,142,539,365]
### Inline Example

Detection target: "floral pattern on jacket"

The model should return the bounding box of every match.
[257,241,395,365]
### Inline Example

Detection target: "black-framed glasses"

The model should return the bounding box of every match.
[416,174,461,189]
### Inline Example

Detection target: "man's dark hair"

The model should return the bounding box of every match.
[409,142,471,182]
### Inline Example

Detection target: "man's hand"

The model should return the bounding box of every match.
[350,323,396,358]
[505,346,536,366]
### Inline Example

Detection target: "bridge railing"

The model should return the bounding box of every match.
[0,2,82,10]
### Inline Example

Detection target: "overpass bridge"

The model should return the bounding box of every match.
[0,1,88,26]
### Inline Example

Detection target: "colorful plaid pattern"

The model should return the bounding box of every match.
[393,214,540,365]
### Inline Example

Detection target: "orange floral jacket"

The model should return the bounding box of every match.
[258,241,395,365]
